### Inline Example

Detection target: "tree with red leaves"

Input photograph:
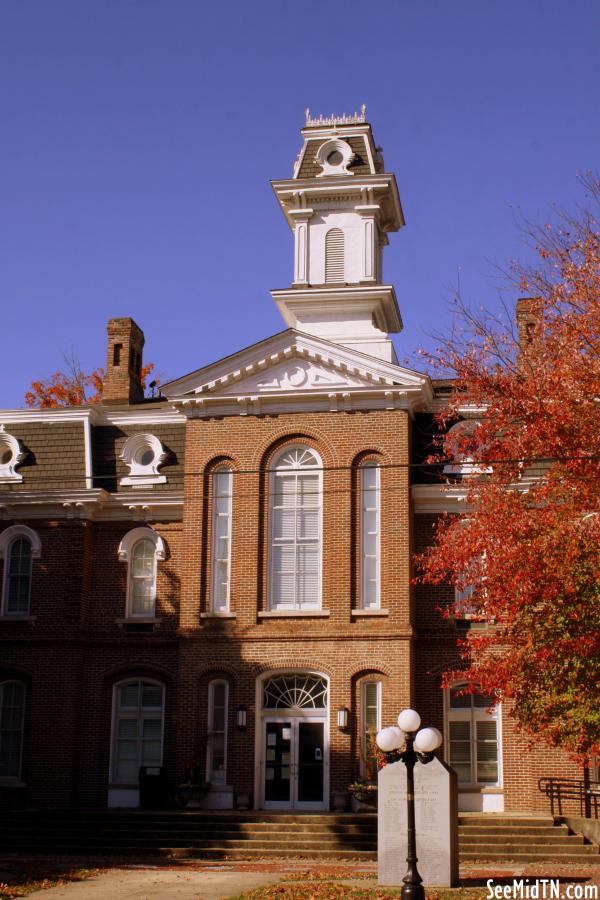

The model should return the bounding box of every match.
[25,352,157,408]
[417,177,600,759]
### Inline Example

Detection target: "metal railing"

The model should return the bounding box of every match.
[538,776,600,818]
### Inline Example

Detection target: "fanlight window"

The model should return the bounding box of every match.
[263,675,328,709]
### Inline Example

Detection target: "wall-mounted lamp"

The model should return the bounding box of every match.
[236,705,247,729]
[337,707,349,730]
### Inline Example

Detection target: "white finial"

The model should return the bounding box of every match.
[361,103,366,118]
[305,107,310,125]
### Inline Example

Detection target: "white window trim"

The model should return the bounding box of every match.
[360,462,380,610]
[118,527,166,620]
[109,678,165,786]
[0,525,41,618]
[120,433,167,487]
[267,445,323,612]
[0,431,24,483]
[445,685,503,789]
[206,679,229,786]
[0,680,26,781]
[360,679,381,780]
[210,467,233,614]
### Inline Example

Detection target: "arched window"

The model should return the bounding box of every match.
[445,685,501,786]
[360,462,380,609]
[211,467,233,614]
[111,679,165,784]
[324,228,345,283]
[0,525,41,618]
[118,528,166,619]
[269,446,322,611]
[361,679,381,781]
[206,679,229,785]
[0,680,26,778]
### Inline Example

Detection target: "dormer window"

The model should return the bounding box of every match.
[120,433,167,487]
[0,431,24,484]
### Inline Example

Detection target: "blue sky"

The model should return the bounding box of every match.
[1,0,599,407]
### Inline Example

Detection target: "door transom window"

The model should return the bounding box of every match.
[263,675,327,710]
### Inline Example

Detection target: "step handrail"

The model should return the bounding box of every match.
[538,776,600,818]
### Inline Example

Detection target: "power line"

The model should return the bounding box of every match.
[1,454,598,488]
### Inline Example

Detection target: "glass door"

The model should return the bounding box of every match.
[295,720,324,808]
[262,717,326,810]
[263,719,292,808]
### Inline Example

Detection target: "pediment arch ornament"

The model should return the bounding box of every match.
[315,139,355,177]
[120,433,168,486]
[0,429,25,483]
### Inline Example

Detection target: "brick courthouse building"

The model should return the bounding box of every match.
[0,112,582,815]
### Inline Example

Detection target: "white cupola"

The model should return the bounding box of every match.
[271,107,405,362]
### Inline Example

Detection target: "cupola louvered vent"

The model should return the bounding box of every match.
[324,228,345,283]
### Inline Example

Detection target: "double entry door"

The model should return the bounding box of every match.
[262,716,326,810]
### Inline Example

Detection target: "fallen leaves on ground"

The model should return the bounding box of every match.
[0,866,100,898]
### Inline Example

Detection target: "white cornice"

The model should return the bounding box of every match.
[0,406,185,427]
[411,484,469,513]
[175,386,426,419]
[272,174,404,234]
[0,408,100,425]
[96,408,186,426]
[0,488,183,522]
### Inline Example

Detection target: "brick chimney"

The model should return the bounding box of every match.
[103,317,145,404]
[516,297,543,348]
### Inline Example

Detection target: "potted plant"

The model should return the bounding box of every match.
[348,778,378,808]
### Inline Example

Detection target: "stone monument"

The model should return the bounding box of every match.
[378,755,459,887]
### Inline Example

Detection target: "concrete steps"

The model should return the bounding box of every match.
[458,815,600,864]
[1,810,598,864]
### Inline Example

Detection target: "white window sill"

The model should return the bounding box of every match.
[258,610,330,618]
[120,475,167,487]
[0,615,36,622]
[0,777,26,787]
[351,608,389,616]
[201,612,236,619]
[115,617,162,624]
[458,785,503,793]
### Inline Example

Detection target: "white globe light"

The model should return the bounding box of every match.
[414,727,443,753]
[376,726,405,752]
[397,708,421,733]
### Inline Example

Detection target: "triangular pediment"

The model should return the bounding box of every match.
[162,329,432,414]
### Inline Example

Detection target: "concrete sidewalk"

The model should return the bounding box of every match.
[25,865,282,900]
[20,858,600,900]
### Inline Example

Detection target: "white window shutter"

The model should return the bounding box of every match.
[325,229,345,283]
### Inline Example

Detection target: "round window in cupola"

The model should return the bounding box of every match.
[315,139,355,177]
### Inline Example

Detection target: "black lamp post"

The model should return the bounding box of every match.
[376,708,443,900]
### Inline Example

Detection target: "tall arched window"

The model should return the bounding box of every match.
[0,525,41,618]
[445,684,501,786]
[111,679,165,784]
[361,679,381,781]
[360,462,380,609]
[269,446,322,611]
[211,467,233,614]
[206,679,229,785]
[324,228,345,283]
[118,528,166,619]
[0,680,26,778]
